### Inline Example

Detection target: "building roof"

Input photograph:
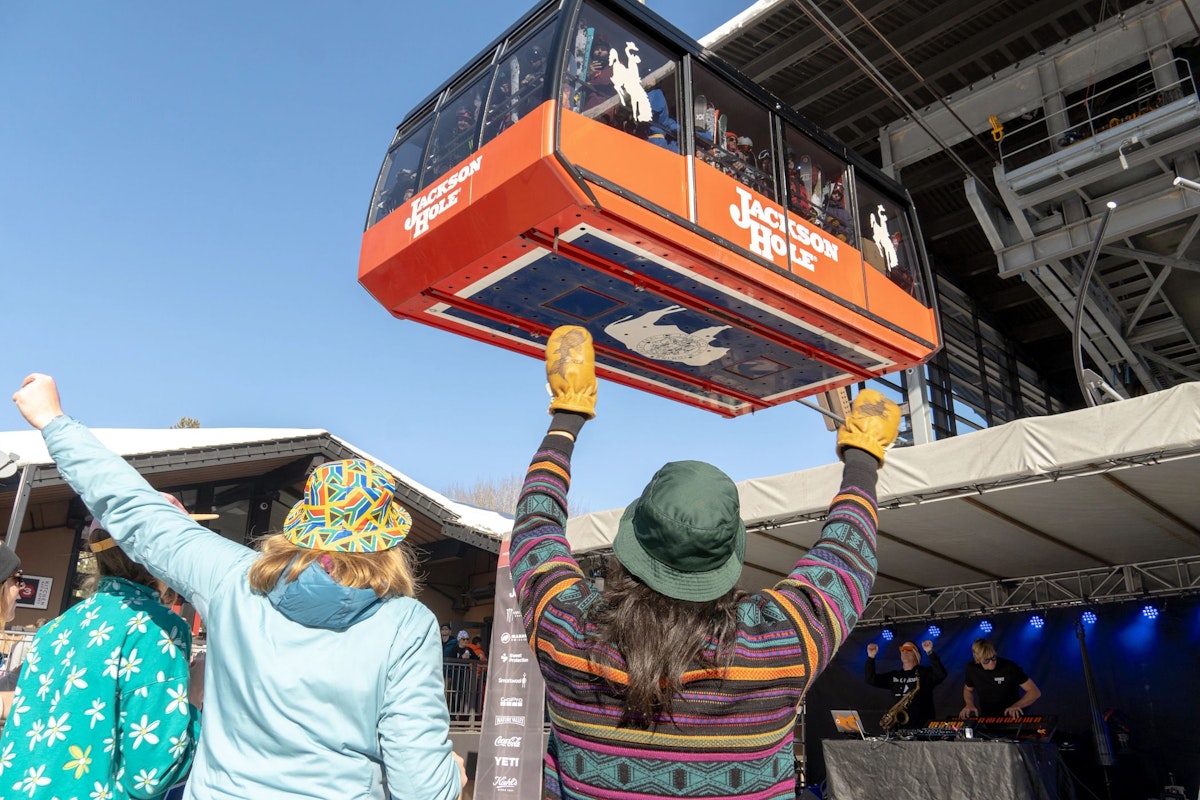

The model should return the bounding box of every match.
[0,426,513,549]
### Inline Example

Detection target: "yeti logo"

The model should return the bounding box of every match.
[604,306,729,366]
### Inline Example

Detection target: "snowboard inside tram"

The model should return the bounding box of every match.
[358,0,940,417]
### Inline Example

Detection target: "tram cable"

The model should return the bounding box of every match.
[836,0,1001,168]
[791,0,1003,204]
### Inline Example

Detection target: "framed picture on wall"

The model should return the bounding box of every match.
[15,574,52,610]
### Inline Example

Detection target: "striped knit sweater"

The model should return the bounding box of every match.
[510,422,879,800]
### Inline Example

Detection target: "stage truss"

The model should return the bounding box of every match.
[859,554,1200,625]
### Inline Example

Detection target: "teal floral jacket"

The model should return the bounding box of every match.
[0,577,200,799]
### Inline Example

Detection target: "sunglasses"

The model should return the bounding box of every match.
[981,656,997,664]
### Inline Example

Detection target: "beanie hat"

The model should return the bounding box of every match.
[0,543,19,582]
[612,461,746,602]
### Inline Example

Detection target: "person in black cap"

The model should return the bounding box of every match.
[517,43,549,117]
[0,543,19,623]
[0,541,25,714]
[508,325,901,799]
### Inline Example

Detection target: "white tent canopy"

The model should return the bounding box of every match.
[566,382,1200,596]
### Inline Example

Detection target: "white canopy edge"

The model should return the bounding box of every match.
[565,381,1200,552]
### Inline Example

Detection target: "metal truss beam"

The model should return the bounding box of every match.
[859,554,1200,625]
[881,0,1199,169]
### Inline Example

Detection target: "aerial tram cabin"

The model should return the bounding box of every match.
[358,0,940,417]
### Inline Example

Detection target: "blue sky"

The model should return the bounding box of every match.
[1,0,842,513]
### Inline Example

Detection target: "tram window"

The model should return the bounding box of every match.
[856,184,926,304]
[563,2,681,152]
[368,116,435,227]
[421,72,491,191]
[481,23,556,147]
[691,63,776,200]
[781,126,855,247]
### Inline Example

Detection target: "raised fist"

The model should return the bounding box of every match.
[13,373,64,430]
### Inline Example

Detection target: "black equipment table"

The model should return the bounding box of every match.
[823,738,1066,800]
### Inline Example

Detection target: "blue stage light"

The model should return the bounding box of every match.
[927,625,941,638]
[1081,610,1097,625]
[979,620,993,634]
[1029,614,1045,629]
[1141,604,1159,620]
[881,628,894,641]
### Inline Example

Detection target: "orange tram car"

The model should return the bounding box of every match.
[358,0,940,417]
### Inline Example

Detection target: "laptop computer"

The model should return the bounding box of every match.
[830,709,867,739]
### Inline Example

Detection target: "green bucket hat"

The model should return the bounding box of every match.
[612,460,746,602]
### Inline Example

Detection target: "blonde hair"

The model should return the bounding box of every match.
[247,533,420,598]
[972,638,996,663]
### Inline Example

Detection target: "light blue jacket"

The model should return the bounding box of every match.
[43,416,462,800]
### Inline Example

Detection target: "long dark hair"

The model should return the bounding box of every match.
[589,556,746,727]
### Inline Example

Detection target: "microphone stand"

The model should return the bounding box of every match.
[1075,620,1115,799]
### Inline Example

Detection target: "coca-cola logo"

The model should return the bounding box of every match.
[494,735,522,748]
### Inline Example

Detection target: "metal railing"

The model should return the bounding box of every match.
[0,628,36,687]
[444,659,488,728]
[998,58,1197,171]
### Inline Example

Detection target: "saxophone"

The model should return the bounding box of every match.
[879,678,920,731]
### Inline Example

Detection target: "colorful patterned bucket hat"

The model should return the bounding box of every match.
[282,459,413,552]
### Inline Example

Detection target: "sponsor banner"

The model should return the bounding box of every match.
[473,539,546,797]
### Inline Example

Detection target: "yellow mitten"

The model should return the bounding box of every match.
[546,326,597,419]
[836,388,900,465]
